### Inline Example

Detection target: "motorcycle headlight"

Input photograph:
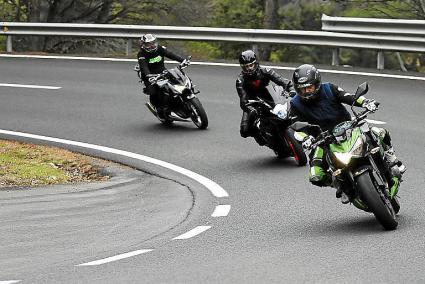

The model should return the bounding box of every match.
[277,109,287,119]
[174,84,186,93]
[272,103,288,119]
[174,78,190,94]
[333,137,364,165]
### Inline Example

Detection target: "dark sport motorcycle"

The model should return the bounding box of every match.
[135,57,208,129]
[245,87,307,166]
[292,82,401,230]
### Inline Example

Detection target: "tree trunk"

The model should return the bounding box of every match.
[96,0,113,24]
[260,0,278,61]
[28,0,42,51]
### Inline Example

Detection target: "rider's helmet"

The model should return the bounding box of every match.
[140,33,158,53]
[292,64,321,102]
[239,50,259,75]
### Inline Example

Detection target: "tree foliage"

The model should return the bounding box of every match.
[1,0,423,72]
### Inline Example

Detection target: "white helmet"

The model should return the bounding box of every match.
[140,33,158,53]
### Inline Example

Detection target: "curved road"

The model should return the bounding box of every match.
[0,57,425,283]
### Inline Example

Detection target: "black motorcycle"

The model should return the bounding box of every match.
[245,89,307,166]
[135,57,208,129]
[292,82,401,230]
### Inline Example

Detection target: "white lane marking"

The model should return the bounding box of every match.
[0,54,135,62]
[1,54,425,81]
[172,226,211,240]
[211,205,231,217]
[0,281,21,284]
[76,249,153,266]
[0,129,228,198]
[0,83,61,90]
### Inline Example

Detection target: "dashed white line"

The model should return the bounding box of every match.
[76,249,153,266]
[0,281,21,284]
[173,226,211,240]
[211,205,231,217]
[0,129,228,198]
[0,83,61,89]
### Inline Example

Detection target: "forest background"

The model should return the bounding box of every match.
[1,0,424,72]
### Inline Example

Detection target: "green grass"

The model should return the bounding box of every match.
[0,140,107,188]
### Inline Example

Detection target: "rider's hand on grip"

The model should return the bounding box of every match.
[363,99,379,112]
[288,90,297,98]
[181,58,191,68]
[302,135,315,151]
[147,76,157,84]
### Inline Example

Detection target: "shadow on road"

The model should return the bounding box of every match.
[302,214,408,236]
[124,122,209,137]
[240,155,303,170]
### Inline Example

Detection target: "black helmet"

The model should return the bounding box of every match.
[140,33,158,53]
[239,50,259,75]
[293,64,321,101]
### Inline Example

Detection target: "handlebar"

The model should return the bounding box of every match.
[134,55,192,84]
[245,99,272,110]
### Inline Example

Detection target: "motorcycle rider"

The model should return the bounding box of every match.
[137,33,189,119]
[236,50,296,146]
[290,64,406,201]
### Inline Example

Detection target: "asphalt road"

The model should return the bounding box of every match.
[0,57,424,283]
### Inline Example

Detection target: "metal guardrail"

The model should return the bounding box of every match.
[322,14,425,36]
[1,21,425,69]
[321,14,425,69]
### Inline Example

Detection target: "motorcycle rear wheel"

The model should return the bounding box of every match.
[357,172,398,230]
[188,97,208,129]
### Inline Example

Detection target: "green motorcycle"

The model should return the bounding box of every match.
[292,82,400,230]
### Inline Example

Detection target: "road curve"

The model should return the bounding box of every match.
[0,57,425,283]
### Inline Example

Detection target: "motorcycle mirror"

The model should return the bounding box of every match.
[290,121,310,131]
[354,82,369,99]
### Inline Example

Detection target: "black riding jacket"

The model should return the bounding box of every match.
[236,67,294,113]
[137,45,184,84]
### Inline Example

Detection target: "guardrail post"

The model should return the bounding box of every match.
[252,44,259,55]
[377,51,385,70]
[126,39,132,56]
[6,35,13,52]
[332,48,340,66]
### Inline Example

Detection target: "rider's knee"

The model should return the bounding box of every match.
[309,166,331,187]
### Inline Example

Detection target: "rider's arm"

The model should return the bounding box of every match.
[161,46,185,63]
[263,67,295,94]
[331,83,365,107]
[236,76,251,112]
[137,51,151,84]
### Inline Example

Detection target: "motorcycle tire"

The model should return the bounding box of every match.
[284,128,307,166]
[391,196,401,215]
[357,172,398,230]
[161,119,173,127]
[188,97,208,129]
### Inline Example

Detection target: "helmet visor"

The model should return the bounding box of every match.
[241,61,257,74]
[143,40,158,52]
[297,84,317,100]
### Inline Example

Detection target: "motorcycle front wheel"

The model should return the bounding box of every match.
[357,172,398,230]
[188,97,208,129]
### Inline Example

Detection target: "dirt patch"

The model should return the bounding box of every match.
[0,139,111,188]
